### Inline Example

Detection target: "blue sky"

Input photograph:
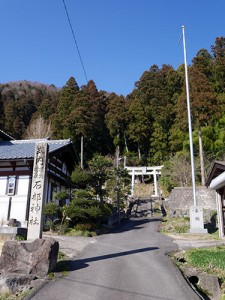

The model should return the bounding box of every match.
[1,1,225,95]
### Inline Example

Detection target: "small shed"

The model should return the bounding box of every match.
[206,161,225,238]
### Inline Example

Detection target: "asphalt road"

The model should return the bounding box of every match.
[30,217,201,300]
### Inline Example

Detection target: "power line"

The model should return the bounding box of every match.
[62,0,88,83]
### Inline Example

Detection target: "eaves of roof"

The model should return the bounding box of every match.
[206,161,225,187]
[0,139,73,160]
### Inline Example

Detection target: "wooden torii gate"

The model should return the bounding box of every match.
[125,166,163,197]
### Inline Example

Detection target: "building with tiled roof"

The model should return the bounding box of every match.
[0,138,76,227]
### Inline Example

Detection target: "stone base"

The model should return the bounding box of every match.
[189,227,208,234]
[0,227,27,239]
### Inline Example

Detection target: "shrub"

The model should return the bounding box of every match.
[71,167,92,188]
[73,189,93,200]
[64,198,113,224]
[44,202,61,231]
[44,202,60,221]
[53,191,69,206]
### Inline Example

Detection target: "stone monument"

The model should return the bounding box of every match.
[27,142,49,240]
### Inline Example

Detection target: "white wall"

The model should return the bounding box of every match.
[10,196,27,222]
[0,177,7,195]
[0,196,9,224]
[17,176,29,195]
[0,176,30,225]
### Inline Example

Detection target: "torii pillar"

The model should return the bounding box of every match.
[152,168,159,197]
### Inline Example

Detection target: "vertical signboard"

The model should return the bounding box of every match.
[27,142,49,240]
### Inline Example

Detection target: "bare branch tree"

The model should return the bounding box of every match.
[24,115,52,139]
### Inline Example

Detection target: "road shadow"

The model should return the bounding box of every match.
[109,217,161,234]
[55,246,159,272]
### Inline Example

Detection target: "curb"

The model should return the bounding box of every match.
[23,279,49,300]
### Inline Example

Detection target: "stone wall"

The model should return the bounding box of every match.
[165,187,217,219]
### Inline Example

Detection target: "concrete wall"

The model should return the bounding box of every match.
[165,187,217,220]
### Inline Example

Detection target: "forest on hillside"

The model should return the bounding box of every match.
[1,36,225,191]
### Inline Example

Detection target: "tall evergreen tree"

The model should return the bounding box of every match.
[126,90,151,161]
[192,48,213,80]
[53,77,79,139]
[211,37,225,93]
[176,65,219,185]
[105,93,128,155]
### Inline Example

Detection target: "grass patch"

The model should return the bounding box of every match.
[185,246,225,299]
[65,223,99,237]
[160,216,190,234]
[185,246,225,275]
[160,216,219,239]
[65,228,97,237]
[0,289,31,300]
[173,246,225,299]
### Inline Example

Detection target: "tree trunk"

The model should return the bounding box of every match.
[198,127,205,186]
[138,142,142,160]
[124,134,129,152]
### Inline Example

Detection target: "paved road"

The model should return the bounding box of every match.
[30,217,201,300]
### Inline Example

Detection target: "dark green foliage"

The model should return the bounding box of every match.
[44,202,60,222]
[73,189,93,200]
[64,198,112,224]
[211,37,225,92]
[105,93,128,151]
[53,79,113,161]
[88,154,113,203]
[71,154,130,212]
[53,191,69,207]
[71,167,92,188]
[0,81,59,139]
[44,201,58,214]
[53,191,69,201]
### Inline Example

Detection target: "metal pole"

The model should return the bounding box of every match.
[182,25,197,206]
[116,147,121,224]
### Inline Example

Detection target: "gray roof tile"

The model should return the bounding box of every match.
[0,139,72,160]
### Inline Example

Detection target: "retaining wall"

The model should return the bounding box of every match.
[165,187,217,220]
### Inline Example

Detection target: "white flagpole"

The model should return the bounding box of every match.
[182,25,197,207]
[182,25,207,233]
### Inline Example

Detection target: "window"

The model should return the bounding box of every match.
[7,176,16,195]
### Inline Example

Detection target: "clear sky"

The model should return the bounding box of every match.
[1,1,225,96]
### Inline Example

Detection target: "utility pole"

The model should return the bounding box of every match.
[81,135,83,169]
